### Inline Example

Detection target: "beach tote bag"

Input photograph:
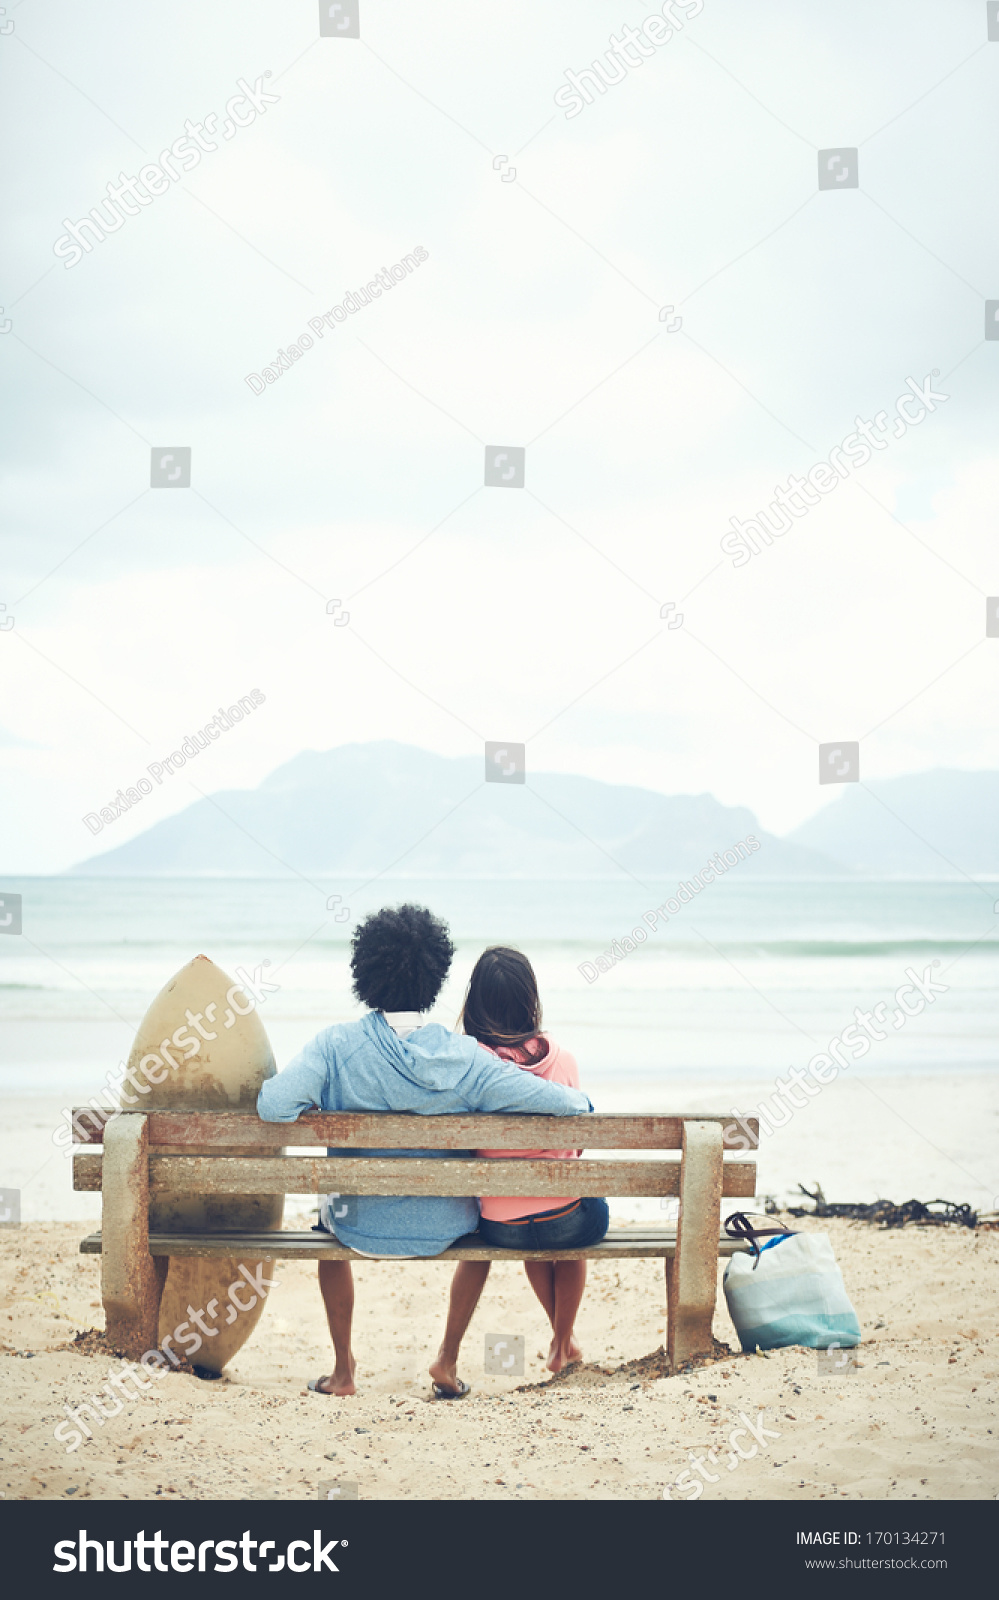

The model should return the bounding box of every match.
[722,1212,861,1352]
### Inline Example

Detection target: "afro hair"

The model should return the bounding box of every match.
[349,903,455,1014]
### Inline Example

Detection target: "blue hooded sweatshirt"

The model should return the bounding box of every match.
[256,1011,592,1256]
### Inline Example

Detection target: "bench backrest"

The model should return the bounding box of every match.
[73,1111,758,1201]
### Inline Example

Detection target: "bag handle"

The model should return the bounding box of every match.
[724,1210,794,1269]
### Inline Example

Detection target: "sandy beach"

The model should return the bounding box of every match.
[2,1213,996,1502]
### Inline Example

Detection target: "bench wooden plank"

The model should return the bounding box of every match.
[69,1109,758,1151]
[99,1116,166,1361]
[73,1152,756,1198]
[667,1120,724,1370]
[79,1228,752,1263]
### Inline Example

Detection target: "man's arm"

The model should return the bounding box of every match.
[257,1032,331,1122]
[462,1047,593,1116]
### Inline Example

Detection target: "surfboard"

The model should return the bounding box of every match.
[123,954,284,1373]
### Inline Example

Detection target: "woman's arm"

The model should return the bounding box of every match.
[257,1030,332,1121]
[462,1046,593,1116]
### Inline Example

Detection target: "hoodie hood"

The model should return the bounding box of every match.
[361,1011,481,1092]
[489,1036,557,1078]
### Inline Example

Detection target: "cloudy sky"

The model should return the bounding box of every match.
[3,0,998,874]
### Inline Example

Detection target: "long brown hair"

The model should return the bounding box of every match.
[459,946,549,1061]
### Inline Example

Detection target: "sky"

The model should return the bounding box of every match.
[2,0,998,874]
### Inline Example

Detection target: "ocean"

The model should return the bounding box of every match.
[2,875,997,1219]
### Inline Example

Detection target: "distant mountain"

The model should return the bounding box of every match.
[788,768,999,876]
[71,741,844,879]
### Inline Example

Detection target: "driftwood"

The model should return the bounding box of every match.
[786,1183,979,1229]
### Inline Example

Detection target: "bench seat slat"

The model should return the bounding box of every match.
[73,1153,756,1198]
[78,1228,751,1262]
[69,1109,757,1150]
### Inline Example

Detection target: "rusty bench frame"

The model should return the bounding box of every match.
[74,1109,758,1372]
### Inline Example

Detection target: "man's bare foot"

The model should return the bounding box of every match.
[547,1335,582,1374]
[310,1357,357,1397]
[428,1352,465,1396]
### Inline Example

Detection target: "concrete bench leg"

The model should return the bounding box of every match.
[667,1120,723,1372]
[101,1115,166,1359]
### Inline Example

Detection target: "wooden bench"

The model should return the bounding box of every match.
[74,1109,758,1373]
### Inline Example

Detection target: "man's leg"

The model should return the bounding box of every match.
[316,1259,357,1395]
[429,1261,490,1394]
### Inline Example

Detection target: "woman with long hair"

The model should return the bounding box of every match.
[431,947,607,1390]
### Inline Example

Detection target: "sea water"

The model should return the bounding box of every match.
[1,875,996,1076]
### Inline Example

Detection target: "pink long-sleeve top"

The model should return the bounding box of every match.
[476,1036,583,1222]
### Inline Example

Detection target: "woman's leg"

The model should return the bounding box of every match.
[479,1216,586,1374]
[528,1200,608,1371]
[549,1261,587,1372]
[316,1259,357,1395]
[523,1260,555,1322]
[429,1261,490,1394]
[526,1258,584,1372]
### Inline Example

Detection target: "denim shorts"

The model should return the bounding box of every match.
[478,1196,610,1251]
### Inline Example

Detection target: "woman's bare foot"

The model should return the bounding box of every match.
[311,1357,357,1397]
[547,1334,582,1374]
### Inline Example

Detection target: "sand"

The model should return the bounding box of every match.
[1,1213,996,1502]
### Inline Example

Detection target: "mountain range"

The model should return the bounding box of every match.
[787,767,999,876]
[71,741,835,879]
[70,742,999,879]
